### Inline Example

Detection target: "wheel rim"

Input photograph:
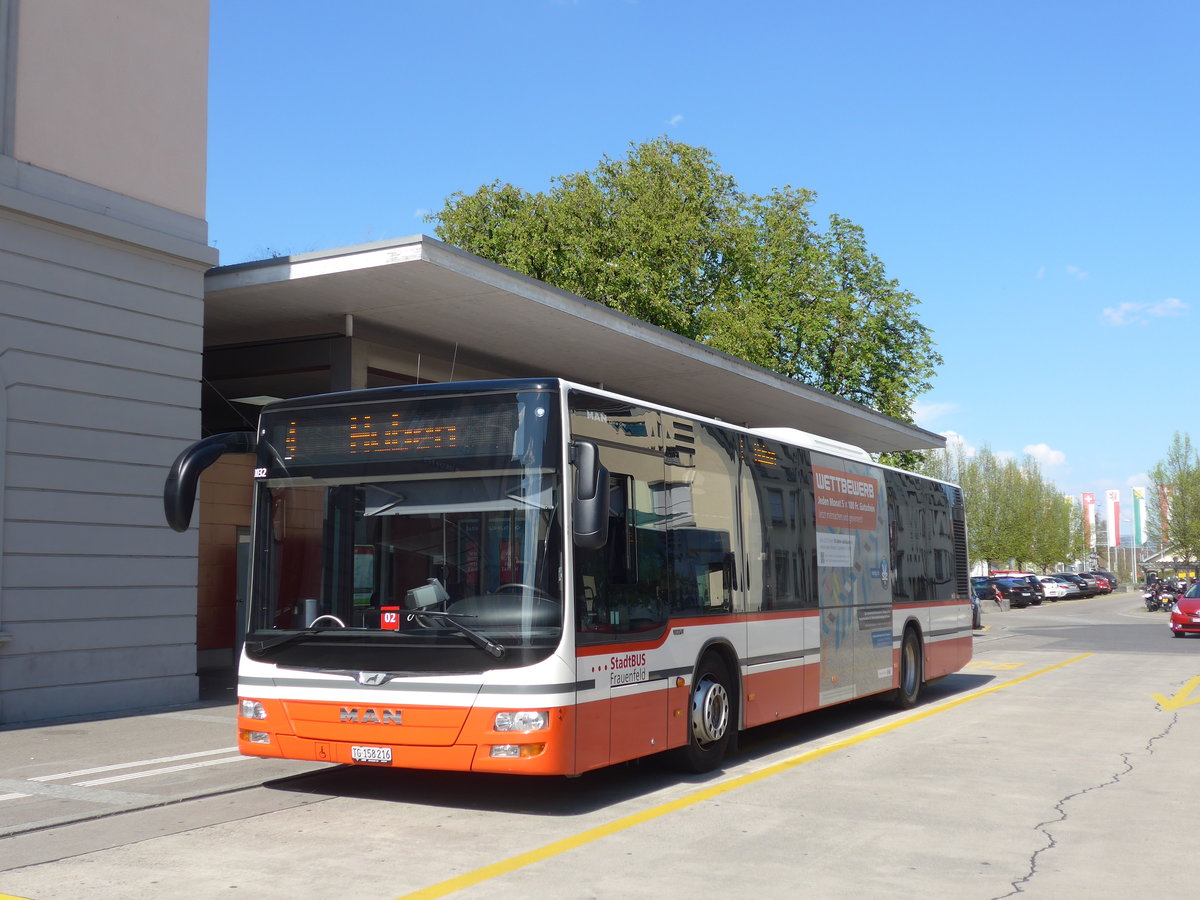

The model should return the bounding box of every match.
[691,675,730,746]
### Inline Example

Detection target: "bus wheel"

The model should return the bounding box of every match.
[672,655,734,773]
[894,628,923,709]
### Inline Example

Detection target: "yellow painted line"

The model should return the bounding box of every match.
[1153,674,1200,711]
[397,652,1093,900]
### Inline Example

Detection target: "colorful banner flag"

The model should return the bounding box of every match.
[1105,490,1120,547]
[1082,493,1096,550]
[1133,487,1146,546]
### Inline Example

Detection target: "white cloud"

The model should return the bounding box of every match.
[1024,443,1066,467]
[940,430,976,458]
[1102,297,1188,326]
[667,113,684,127]
[912,400,958,428]
[1066,265,1089,280]
[995,450,1016,463]
[1035,266,1046,279]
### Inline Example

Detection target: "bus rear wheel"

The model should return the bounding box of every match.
[893,628,923,709]
[671,655,735,773]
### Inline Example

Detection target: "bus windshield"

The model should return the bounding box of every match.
[244,389,563,673]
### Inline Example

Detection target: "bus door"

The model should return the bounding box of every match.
[811,452,892,705]
[570,397,670,770]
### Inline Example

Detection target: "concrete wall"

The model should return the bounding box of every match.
[0,0,214,723]
[10,0,207,217]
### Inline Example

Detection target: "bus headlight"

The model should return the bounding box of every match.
[494,710,548,733]
[240,700,267,720]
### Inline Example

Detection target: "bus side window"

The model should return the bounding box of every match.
[575,473,667,639]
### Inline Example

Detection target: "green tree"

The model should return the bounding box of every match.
[1150,432,1200,565]
[430,138,941,423]
[908,442,1080,572]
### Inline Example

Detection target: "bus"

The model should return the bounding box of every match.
[164,378,972,776]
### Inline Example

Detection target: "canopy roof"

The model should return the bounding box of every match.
[204,235,944,454]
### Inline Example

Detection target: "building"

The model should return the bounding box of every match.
[0,0,214,722]
[0,2,943,725]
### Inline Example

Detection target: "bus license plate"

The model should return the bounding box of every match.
[350,745,392,764]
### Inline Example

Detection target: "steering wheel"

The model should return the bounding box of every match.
[307,613,346,628]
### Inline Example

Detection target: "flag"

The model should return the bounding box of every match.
[1082,492,1096,550]
[1105,490,1120,547]
[1133,487,1146,546]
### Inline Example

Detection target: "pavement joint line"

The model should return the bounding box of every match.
[0,773,307,840]
[395,652,1095,900]
[0,778,160,807]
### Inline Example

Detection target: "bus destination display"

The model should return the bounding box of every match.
[265,400,518,468]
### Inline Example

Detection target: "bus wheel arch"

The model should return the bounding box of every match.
[671,645,739,773]
[893,623,924,709]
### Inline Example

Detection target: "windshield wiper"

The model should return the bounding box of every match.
[251,627,341,655]
[406,610,506,659]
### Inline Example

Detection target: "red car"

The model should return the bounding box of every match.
[1168,584,1200,637]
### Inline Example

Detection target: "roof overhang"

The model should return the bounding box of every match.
[204,235,944,454]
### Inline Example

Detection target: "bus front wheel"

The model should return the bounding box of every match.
[671,655,735,773]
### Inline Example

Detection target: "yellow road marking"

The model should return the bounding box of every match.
[397,652,1093,900]
[966,660,1026,671]
[1153,674,1200,711]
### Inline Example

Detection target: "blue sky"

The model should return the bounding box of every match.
[208,0,1198,530]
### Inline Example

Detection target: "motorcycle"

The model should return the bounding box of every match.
[1159,588,1178,612]
[1146,586,1177,611]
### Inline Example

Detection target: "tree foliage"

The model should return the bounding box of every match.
[1150,431,1200,564]
[430,138,941,422]
[909,443,1083,572]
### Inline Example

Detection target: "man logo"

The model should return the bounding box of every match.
[356,671,391,686]
[340,708,402,724]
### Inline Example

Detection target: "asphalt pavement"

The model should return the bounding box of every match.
[0,596,1059,841]
[0,668,327,841]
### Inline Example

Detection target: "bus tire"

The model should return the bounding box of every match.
[894,628,923,709]
[671,654,735,773]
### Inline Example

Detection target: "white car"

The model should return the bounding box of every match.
[1038,576,1070,600]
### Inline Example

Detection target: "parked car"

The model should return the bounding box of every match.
[1038,576,1070,600]
[1074,573,1101,596]
[993,577,1039,609]
[1081,572,1112,594]
[1094,570,1121,591]
[1021,575,1046,604]
[1051,575,1083,598]
[1060,578,1099,600]
[1168,583,1200,637]
[988,572,1046,604]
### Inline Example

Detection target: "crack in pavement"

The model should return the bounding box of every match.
[996,709,1180,897]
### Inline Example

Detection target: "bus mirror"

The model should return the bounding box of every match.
[571,440,609,549]
[164,431,257,532]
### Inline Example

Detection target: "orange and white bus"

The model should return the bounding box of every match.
[165,378,972,775]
